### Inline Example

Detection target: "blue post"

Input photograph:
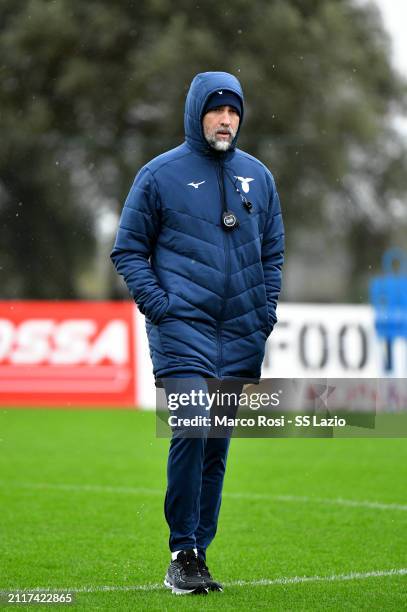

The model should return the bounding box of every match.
[369,248,407,373]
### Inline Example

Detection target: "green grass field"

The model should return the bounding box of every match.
[1,409,407,610]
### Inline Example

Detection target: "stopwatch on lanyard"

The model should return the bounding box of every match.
[222,210,239,231]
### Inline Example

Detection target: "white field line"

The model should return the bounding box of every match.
[2,481,407,512]
[4,568,407,594]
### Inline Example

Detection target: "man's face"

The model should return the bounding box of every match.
[202,105,240,152]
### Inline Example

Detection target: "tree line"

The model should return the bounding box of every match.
[1,0,406,301]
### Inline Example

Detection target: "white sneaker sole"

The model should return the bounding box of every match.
[164,577,208,595]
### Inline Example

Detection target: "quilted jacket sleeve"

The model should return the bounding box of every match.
[110,166,169,324]
[262,175,285,334]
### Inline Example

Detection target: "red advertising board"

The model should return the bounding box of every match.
[0,301,136,407]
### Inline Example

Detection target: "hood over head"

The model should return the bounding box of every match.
[184,71,244,154]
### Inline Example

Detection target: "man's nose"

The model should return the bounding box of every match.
[219,111,231,125]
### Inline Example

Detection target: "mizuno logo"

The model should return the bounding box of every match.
[217,90,223,95]
[234,176,255,194]
[188,181,206,189]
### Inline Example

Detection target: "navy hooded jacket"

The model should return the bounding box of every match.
[111,71,284,380]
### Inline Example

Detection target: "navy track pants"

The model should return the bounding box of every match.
[162,376,242,559]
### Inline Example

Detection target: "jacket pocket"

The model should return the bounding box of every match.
[155,292,174,324]
[146,293,169,325]
[265,313,274,336]
[259,265,271,333]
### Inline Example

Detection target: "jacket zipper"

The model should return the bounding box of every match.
[216,160,231,378]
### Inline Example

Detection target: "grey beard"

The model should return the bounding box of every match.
[204,128,236,151]
[209,139,231,151]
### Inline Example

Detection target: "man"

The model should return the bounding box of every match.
[111,71,284,595]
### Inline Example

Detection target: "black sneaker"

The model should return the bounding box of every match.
[197,557,223,592]
[164,550,208,595]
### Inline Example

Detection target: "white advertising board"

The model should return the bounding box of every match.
[136,303,406,409]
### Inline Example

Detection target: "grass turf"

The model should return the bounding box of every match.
[0,409,406,610]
